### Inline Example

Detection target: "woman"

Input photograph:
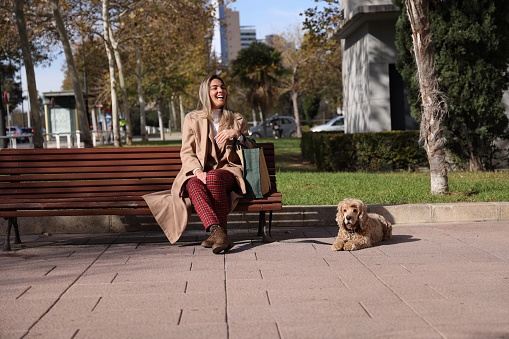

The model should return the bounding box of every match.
[143,74,249,254]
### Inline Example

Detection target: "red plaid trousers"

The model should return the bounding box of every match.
[185,169,237,230]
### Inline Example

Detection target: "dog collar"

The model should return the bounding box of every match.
[347,225,360,236]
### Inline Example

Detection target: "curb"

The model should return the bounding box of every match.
[1,202,508,236]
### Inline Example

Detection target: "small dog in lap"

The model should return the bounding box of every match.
[332,198,392,251]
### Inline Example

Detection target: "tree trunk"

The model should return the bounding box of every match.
[179,95,185,132]
[0,76,7,148]
[102,0,121,147]
[50,0,92,148]
[157,98,165,141]
[404,0,449,194]
[14,0,43,148]
[291,67,302,138]
[469,150,483,172]
[110,26,132,145]
[170,95,177,132]
[180,96,185,133]
[258,105,267,137]
[136,44,148,142]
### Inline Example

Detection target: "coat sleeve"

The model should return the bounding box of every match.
[180,113,203,175]
[236,113,249,136]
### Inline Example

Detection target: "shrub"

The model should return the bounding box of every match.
[301,131,428,171]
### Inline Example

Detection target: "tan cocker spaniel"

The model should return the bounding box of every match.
[332,198,392,251]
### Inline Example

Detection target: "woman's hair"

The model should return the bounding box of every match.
[196,74,234,128]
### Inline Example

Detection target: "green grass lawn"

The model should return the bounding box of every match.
[128,137,509,206]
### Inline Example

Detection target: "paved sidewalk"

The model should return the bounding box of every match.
[1,221,509,339]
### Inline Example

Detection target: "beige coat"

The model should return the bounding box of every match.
[143,110,249,243]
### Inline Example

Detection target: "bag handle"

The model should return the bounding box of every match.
[235,134,261,150]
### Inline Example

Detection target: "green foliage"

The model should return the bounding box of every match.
[393,0,509,169]
[230,41,284,113]
[302,93,321,126]
[301,131,428,172]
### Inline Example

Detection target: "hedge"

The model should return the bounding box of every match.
[301,131,429,172]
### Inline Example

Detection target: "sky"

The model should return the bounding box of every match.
[20,0,321,110]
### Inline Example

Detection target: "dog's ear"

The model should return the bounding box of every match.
[358,200,369,229]
[336,200,345,227]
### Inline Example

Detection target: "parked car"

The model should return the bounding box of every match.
[6,126,29,143]
[310,115,345,132]
[249,115,299,139]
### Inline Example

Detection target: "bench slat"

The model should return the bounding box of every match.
[0,172,178,182]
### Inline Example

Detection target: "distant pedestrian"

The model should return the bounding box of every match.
[143,74,250,253]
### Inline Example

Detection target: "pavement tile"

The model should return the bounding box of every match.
[227,289,269,307]
[228,321,280,339]
[277,317,443,339]
[258,266,340,280]
[185,279,225,293]
[94,292,227,311]
[31,308,182,331]
[228,302,369,324]
[62,281,187,298]
[0,298,55,331]
[226,267,263,280]
[180,307,226,325]
[0,331,29,339]
[407,298,509,325]
[23,328,84,339]
[429,281,509,300]
[74,323,228,339]
[432,321,509,339]
[267,287,352,305]
[226,274,344,291]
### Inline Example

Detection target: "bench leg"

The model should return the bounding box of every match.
[257,211,275,243]
[3,217,21,251]
[13,217,21,244]
[3,217,12,251]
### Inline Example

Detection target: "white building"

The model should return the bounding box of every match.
[333,1,418,133]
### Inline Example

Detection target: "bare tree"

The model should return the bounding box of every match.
[13,0,44,148]
[102,0,121,147]
[404,0,449,194]
[49,0,93,148]
[273,28,307,138]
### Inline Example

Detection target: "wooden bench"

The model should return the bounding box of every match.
[0,145,282,251]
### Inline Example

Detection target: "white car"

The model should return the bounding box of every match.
[310,116,345,132]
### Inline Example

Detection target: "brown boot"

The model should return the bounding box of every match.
[210,225,233,254]
[201,224,227,248]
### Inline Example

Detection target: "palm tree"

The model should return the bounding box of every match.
[231,42,284,137]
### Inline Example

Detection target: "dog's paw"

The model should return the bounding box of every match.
[343,242,357,251]
[331,242,344,251]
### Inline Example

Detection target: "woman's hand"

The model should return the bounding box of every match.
[215,129,240,144]
[195,170,207,184]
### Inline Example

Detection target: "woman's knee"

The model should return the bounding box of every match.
[206,169,225,183]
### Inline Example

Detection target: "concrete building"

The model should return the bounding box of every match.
[240,26,257,48]
[218,5,257,64]
[221,8,241,64]
[333,0,418,133]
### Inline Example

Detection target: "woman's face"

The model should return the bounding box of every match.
[209,78,227,109]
